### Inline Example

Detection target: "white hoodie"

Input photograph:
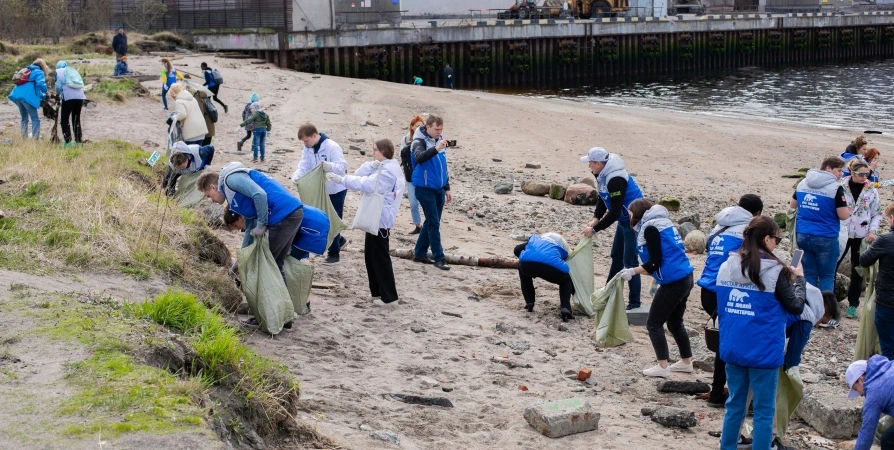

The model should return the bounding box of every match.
[290,134,347,195]
[342,159,404,230]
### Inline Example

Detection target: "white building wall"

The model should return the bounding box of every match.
[400,0,512,15]
[294,0,334,31]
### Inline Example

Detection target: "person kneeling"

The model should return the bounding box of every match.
[164,141,214,196]
[514,233,574,322]
[843,355,894,450]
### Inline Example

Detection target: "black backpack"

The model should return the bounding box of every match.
[399,142,413,182]
[202,96,218,123]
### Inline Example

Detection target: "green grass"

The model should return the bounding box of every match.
[92,78,138,102]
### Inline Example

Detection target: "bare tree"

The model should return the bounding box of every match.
[80,0,114,32]
[124,0,168,32]
[0,0,34,42]
[40,0,73,43]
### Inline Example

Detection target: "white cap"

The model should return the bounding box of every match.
[846,360,868,398]
[580,147,610,163]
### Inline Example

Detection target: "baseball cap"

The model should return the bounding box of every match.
[846,360,868,398]
[580,147,610,163]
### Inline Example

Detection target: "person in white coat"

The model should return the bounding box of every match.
[327,139,404,306]
[291,122,349,265]
[169,83,208,145]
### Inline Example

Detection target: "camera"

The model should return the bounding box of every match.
[447,140,457,147]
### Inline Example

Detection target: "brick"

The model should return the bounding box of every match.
[795,389,863,439]
[577,368,592,381]
[524,398,600,438]
[626,306,650,326]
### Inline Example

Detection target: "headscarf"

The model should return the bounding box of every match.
[56,61,68,69]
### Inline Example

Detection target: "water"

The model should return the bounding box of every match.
[510,59,894,132]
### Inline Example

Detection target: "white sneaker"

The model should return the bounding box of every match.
[369,296,381,302]
[643,364,670,377]
[373,299,398,307]
[670,360,693,373]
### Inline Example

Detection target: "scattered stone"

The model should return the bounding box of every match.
[490,357,533,369]
[525,162,542,169]
[800,372,821,384]
[795,389,862,439]
[370,429,400,445]
[521,181,550,197]
[641,406,656,416]
[511,233,530,242]
[679,213,700,226]
[558,324,569,332]
[626,306,650,327]
[359,423,373,431]
[658,196,682,212]
[385,393,454,408]
[509,341,530,352]
[441,311,463,318]
[650,406,698,429]
[142,139,159,148]
[419,376,440,388]
[578,177,596,188]
[774,212,787,230]
[441,386,454,393]
[349,138,365,143]
[684,230,708,254]
[693,358,715,372]
[492,158,502,162]
[544,349,557,357]
[365,120,379,127]
[679,222,697,240]
[411,325,427,333]
[349,145,361,151]
[656,380,711,394]
[549,183,567,200]
[494,180,514,195]
[523,398,600,438]
[564,184,598,206]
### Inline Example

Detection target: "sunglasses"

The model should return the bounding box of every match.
[854,171,872,177]
[771,236,783,245]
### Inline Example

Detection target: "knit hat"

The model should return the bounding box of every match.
[250,92,259,102]
[249,102,260,110]
[56,61,68,69]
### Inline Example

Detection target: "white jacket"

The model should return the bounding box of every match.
[290,135,347,195]
[841,176,883,239]
[343,159,404,230]
[173,90,208,142]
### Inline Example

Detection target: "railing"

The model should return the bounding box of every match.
[463,6,655,20]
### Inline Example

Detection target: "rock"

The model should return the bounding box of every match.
[558,324,569,332]
[564,184,598,206]
[835,273,850,301]
[385,393,454,408]
[509,341,530,352]
[641,406,656,416]
[544,349,557,357]
[577,368,592,381]
[693,358,715,372]
[196,199,225,228]
[370,429,399,445]
[142,139,159,148]
[511,233,530,242]
[549,183,567,200]
[411,325,427,333]
[365,120,379,127]
[495,180,514,194]
[441,386,454,392]
[441,311,463,318]
[626,306,650,326]
[349,145,361,151]
[525,162,542,169]
[800,372,821,384]
[679,213,700,226]
[656,380,711,395]
[795,389,862,439]
[684,230,707,254]
[650,406,698,429]
[419,376,440,388]
[349,138,365,143]
[578,177,596,188]
[774,212,787,230]
[658,196,682,212]
[521,181,550,197]
[492,158,502,162]
[523,398,600,438]
[679,222,697,240]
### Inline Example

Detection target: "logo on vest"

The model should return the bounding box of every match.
[801,193,820,211]
[708,236,725,256]
[725,288,754,316]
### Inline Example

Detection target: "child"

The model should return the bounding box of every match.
[239,102,270,163]
[114,56,132,76]
[237,93,260,152]
[163,141,215,196]
[413,76,423,86]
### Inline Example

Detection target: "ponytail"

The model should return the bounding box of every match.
[738,216,791,291]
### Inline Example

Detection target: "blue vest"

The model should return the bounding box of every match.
[696,225,746,292]
[795,177,841,238]
[518,235,569,274]
[226,170,302,226]
[840,153,879,183]
[716,257,786,369]
[292,205,330,255]
[597,175,643,224]
[410,137,449,190]
[636,217,694,284]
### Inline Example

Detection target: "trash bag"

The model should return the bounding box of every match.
[567,237,595,317]
[293,165,348,251]
[236,234,295,335]
[876,415,894,445]
[855,241,880,361]
[774,366,804,438]
[283,256,313,316]
[591,273,634,347]
[174,171,205,208]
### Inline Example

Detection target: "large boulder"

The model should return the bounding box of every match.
[658,196,682,212]
[549,183,567,200]
[684,230,707,254]
[835,272,850,301]
[521,180,550,197]
[494,180,514,195]
[578,177,596,188]
[564,184,598,206]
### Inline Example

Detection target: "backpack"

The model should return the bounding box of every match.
[399,142,413,182]
[12,67,32,85]
[202,96,218,123]
[64,66,84,90]
[211,68,223,85]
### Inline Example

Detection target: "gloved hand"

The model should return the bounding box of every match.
[370,160,381,170]
[618,267,638,281]
[326,172,344,184]
[251,225,267,238]
[321,161,334,172]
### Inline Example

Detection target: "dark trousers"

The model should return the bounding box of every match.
[268,208,304,269]
[837,237,865,308]
[413,186,446,262]
[239,129,252,145]
[208,85,226,108]
[365,229,398,303]
[518,261,573,311]
[607,221,642,307]
[647,273,694,361]
[328,190,347,256]
[201,136,212,146]
[60,99,83,143]
[877,304,894,359]
[701,288,727,400]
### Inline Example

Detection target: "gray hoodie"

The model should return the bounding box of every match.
[709,206,752,239]
[597,154,629,188]
[803,169,839,191]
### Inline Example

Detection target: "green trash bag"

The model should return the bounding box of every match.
[236,234,295,335]
[785,208,797,254]
[774,366,804,438]
[591,273,634,347]
[567,237,595,317]
[855,244,880,361]
[174,171,205,208]
[293,165,348,251]
[283,256,313,316]
[875,415,894,445]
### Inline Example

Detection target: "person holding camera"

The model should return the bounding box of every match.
[410,114,453,271]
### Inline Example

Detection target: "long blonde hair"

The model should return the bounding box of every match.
[32,58,52,85]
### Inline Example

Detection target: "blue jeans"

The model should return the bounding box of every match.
[328,190,346,257]
[252,127,267,159]
[406,182,421,225]
[161,84,170,110]
[607,221,642,307]
[877,304,894,359]
[414,186,446,262]
[14,99,39,139]
[796,233,838,292]
[721,363,779,450]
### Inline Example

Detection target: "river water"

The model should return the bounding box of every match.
[511,59,894,132]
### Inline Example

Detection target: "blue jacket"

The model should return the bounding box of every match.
[697,206,752,291]
[410,126,449,190]
[856,355,894,450]
[636,206,694,284]
[114,60,130,77]
[596,155,643,224]
[716,254,787,369]
[795,169,843,238]
[219,163,302,227]
[841,152,880,183]
[518,235,569,273]
[203,69,217,88]
[8,65,48,109]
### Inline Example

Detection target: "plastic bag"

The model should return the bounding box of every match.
[174,171,204,208]
[774,366,804,438]
[352,167,384,235]
[283,256,313,316]
[567,237,595,317]
[293,165,348,251]
[236,234,295,335]
[591,273,634,347]
[855,241,880,361]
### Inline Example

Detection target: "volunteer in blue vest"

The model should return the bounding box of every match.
[620,199,695,378]
[55,61,87,146]
[291,123,349,265]
[790,156,851,293]
[514,233,574,322]
[410,114,453,271]
[715,215,806,450]
[580,147,645,310]
[697,194,764,407]
[164,141,215,196]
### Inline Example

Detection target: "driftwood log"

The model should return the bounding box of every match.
[388,248,519,269]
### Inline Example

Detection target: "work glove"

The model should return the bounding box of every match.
[326,173,344,184]
[618,268,637,281]
[321,161,334,172]
[251,225,267,238]
[369,161,381,170]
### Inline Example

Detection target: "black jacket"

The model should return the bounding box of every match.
[112,33,128,55]
[861,233,894,308]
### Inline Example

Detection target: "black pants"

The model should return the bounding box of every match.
[208,85,227,108]
[239,129,252,145]
[837,237,864,308]
[61,99,83,143]
[647,273,694,361]
[201,136,212,146]
[365,229,398,303]
[701,288,727,401]
[518,261,573,311]
[882,423,894,450]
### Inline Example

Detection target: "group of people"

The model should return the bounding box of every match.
[7,57,87,146]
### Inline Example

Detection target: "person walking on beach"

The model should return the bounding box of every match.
[514,233,575,322]
[160,59,182,111]
[622,199,695,378]
[291,123,348,265]
[838,159,882,321]
[8,58,49,139]
[790,156,850,293]
[240,102,270,163]
[238,93,260,152]
[327,139,404,306]
[112,26,127,60]
[54,61,86,145]
[410,114,453,271]
[169,83,208,145]
[860,204,894,359]
[444,64,454,89]
[580,147,645,310]
[200,62,228,114]
[399,115,425,235]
